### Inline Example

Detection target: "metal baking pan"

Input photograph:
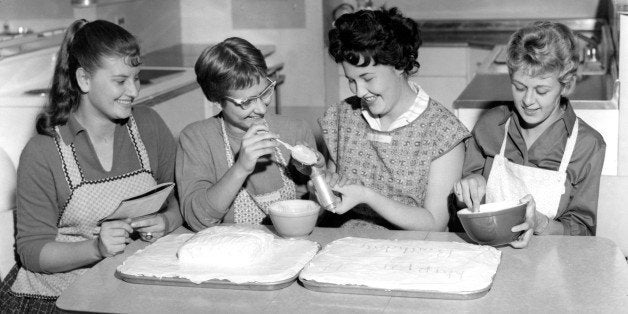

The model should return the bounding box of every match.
[115,270,297,291]
[299,279,491,300]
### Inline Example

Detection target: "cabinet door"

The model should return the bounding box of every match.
[150,88,206,139]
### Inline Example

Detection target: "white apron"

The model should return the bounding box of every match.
[485,117,578,219]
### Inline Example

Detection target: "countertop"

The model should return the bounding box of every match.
[56,226,628,313]
[417,18,605,48]
[416,18,619,110]
[453,73,618,110]
[135,44,277,107]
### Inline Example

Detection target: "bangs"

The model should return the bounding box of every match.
[224,63,264,90]
[337,50,376,67]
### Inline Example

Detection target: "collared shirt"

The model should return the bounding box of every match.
[15,106,181,272]
[463,98,606,236]
[361,81,429,131]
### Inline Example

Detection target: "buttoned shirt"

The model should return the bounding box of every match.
[463,98,606,235]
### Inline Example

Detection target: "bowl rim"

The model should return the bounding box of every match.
[456,201,527,218]
[268,199,320,217]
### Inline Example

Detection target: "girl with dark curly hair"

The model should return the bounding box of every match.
[319,7,470,230]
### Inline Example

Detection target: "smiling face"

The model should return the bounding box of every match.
[221,77,272,133]
[510,69,567,130]
[77,56,140,122]
[341,60,407,119]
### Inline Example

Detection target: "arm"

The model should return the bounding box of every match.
[333,143,465,231]
[453,129,489,211]
[16,139,130,273]
[555,145,605,236]
[177,122,278,231]
[131,111,182,238]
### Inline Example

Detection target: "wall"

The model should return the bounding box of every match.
[180,0,326,109]
[0,0,74,32]
[73,0,181,53]
[374,0,607,20]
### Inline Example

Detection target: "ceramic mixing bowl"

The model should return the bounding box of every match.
[268,200,320,238]
[457,200,527,246]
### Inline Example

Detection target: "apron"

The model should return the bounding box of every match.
[485,117,578,219]
[219,118,296,224]
[10,115,157,297]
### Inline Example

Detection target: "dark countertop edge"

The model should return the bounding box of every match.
[136,81,200,107]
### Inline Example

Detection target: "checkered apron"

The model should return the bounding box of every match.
[10,115,157,298]
[220,118,296,224]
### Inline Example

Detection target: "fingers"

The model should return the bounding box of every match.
[323,171,342,188]
[101,219,133,234]
[244,122,270,137]
[131,215,166,233]
[98,220,134,257]
[454,175,486,212]
[510,229,533,249]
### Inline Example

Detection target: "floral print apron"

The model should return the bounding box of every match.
[220,118,296,224]
[10,115,157,297]
[486,117,578,219]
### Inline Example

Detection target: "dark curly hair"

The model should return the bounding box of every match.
[328,7,422,76]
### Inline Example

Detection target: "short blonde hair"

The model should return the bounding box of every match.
[506,21,579,85]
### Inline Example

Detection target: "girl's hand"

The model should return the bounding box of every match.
[510,195,541,249]
[330,181,365,215]
[131,214,167,243]
[453,174,486,212]
[234,122,279,174]
[98,219,133,257]
[294,140,326,168]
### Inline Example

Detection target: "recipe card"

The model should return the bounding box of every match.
[104,182,175,222]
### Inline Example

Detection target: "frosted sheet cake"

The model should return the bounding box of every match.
[117,226,319,284]
[299,237,501,294]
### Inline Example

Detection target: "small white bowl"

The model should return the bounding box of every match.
[268,200,319,238]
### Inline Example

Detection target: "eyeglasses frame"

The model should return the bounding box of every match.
[223,77,277,109]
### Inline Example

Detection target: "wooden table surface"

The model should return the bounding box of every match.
[56,226,628,313]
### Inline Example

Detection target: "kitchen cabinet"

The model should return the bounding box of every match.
[338,46,491,112]
[146,87,207,139]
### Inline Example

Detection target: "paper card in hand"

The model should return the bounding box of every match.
[105,182,175,221]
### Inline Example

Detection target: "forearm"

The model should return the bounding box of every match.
[362,188,442,231]
[161,195,182,233]
[38,239,102,273]
[534,214,565,236]
[182,164,250,229]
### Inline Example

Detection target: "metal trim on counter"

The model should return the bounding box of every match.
[135,80,200,108]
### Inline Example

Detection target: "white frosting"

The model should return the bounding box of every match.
[459,200,523,214]
[299,237,501,293]
[118,226,319,284]
[177,226,273,268]
[291,145,317,165]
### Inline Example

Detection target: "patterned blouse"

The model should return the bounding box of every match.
[319,94,470,228]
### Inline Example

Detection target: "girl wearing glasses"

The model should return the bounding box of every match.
[176,37,319,231]
[319,7,470,230]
